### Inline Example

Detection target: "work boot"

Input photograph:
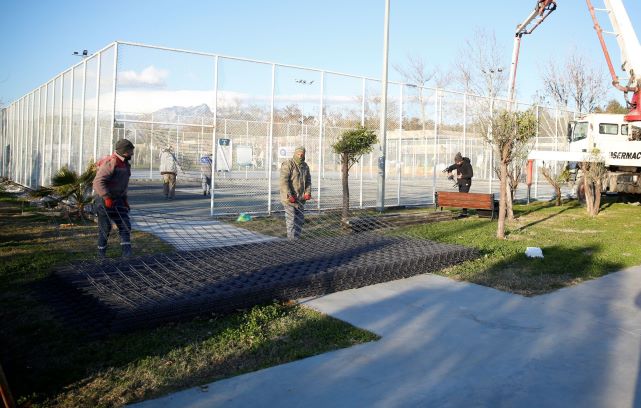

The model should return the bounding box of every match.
[121,243,132,259]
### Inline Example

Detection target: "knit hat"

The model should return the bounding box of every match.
[295,146,306,154]
[454,152,463,162]
[115,139,135,155]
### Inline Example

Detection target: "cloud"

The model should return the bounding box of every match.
[119,66,169,88]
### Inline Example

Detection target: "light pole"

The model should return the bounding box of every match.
[377,0,390,212]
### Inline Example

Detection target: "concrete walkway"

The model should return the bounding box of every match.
[132,267,641,407]
[130,211,279,250]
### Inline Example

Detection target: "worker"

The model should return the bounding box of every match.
[93,138,135,258]
[443,152,473,216]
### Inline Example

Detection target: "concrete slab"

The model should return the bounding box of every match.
[131,267,641,408]
[130,211,279,250]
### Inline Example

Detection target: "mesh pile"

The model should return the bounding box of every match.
[51,231,478,334]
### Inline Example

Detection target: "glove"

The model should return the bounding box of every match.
[303,193,311,201]
[447,174,454,181]
[442,169,448,174]
[104,197,114,209]
[288,195,297,203]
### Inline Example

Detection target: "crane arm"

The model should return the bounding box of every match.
[507,0,557,101]
[587,0,641,121]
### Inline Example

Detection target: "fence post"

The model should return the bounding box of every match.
[534,104,540,199]
[317,71,324,211]
[68,69,74,167]
[93,53,101,165]
[397,83,402,206]
[210,55,219,216]
[58,76,64,171]
[463,92,467,157]
[110,42,119,155]
[360,77,365,209]
[267,64,275,215]
[78,60,87,173]
[150,115,154,179]
[432,88,438,202]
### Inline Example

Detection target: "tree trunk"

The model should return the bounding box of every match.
[583,174,595,215]
[341,153,350,227]
[497,161,508,239]
[506,177,514,222]
[555,185,562,206]
[593,178,602,215]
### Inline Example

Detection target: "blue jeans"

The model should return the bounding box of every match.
[284,204,305,239]
[96,196,131,254]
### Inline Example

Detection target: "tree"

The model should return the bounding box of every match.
[594,99,629,114]
[579,150,607,217]
[331,126,378,226]
[540,164,570,206]
[453,28,507,98]
[480,109,537,239]
[32,162,97,219]
[540,50,607,112]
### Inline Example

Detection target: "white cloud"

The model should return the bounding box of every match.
[119,66,169,88]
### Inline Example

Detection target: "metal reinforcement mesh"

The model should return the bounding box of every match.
[52,232,477,333]
[31,197,478,334]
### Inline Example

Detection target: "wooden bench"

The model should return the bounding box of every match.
[435,191,498,219]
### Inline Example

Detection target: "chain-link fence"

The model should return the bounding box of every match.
[0,41,579,216]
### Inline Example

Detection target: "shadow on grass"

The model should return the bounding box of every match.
[3,293,376,407]
[461,243,625,296]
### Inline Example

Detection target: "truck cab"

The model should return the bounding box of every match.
[568,113,630,154]
[567,113,641,194]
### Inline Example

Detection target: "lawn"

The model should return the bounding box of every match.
[402,199,641,295]
[2,182,640,407]
[0,189,378,408]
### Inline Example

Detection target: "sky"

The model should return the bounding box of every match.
[1,0,640,108]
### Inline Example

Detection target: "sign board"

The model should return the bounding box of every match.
[236,145,253,167]
[216,138,232,171]
[278,146,295,160]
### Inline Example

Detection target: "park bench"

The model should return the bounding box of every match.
[435,191,498,219]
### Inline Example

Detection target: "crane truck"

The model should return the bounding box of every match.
[523,0,641,194]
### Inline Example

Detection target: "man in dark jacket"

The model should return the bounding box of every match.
[93,139,135,258]
[443,152,473,215]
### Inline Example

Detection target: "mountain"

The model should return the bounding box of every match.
[153,103,213,121]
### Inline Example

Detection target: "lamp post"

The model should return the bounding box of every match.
[377,0,390,212]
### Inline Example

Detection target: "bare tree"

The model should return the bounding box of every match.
[453,28,508,98]
[540,50,607,112]
[540,164,570,206]
[394,55,435,141]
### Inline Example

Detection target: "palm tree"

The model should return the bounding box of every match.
[33,162,97,219]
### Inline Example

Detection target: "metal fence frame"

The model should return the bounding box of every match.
[0,41,578,215]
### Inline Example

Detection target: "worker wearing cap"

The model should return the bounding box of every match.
[280,146,312,239]
[443,152,473,215]
[93,138,135,258]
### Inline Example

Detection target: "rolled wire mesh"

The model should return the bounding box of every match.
[49,199,478,334]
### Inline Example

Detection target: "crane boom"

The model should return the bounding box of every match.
[587,0,641,121]
[507,0,557,102]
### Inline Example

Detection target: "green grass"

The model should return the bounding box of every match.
[401,199,641,295]
[0,191,379,407]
